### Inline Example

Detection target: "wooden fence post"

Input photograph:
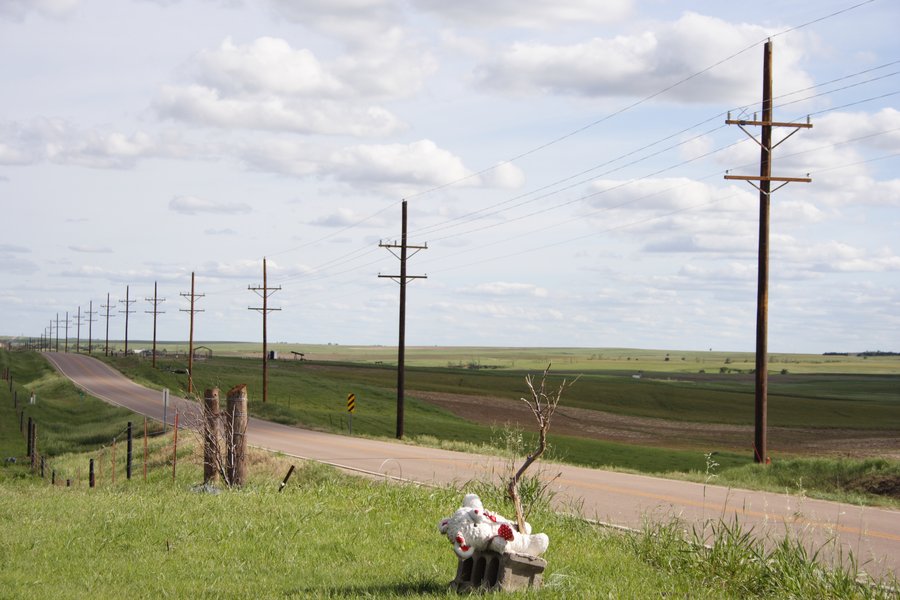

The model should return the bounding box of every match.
[126,422,133,480]
[143,418,148,482]
[30,424,37,472]
[172,410,179,483]
[89,459,95,488]
[225,384,248,487]
[111,437,117,485]
[26,416,33,456]
[203,388,220,484]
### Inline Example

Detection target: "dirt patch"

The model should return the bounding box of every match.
[410,390,900,460]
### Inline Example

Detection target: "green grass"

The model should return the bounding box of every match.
[676,457,900,506]
[1,348,898,598]
[5,349,898,506]
[1,452,897,598]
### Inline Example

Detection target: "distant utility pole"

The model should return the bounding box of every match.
[62,311,71,353]
[145,282,166,368]
[378,199,427,440]
[101,293,116,356]
[119,286,137,356]
[85,301,97,354]
[724,39,811,464]
[180,272,204,395]
[51,317,57,352]
[74,306,83,353]
[248,258,281,404]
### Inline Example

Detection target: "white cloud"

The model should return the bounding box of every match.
[481,162,526,189]
[0,119,190,168]
[464,281,549,297]
[268,0,401,42]
[0,0,79,21]
[327,139,473,189]
[169,195,252,215]
[415,0,632,28]
[155,84,403,136]
[476,12,812,104]
[309,208,376,228]
[69,245,113,254]
[193,37,346,98]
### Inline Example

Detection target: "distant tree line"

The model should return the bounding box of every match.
[823,350,899,357]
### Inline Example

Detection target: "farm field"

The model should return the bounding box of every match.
[4,345,897,503]
[83,346,899,501]
[63,339,900,374]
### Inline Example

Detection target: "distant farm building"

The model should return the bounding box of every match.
[193,346,213,360]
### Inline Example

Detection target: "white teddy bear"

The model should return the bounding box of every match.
[438,493,550,559]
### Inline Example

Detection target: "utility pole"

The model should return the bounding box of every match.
[180,272,204,395]
[101,293,116,356]
[62,311,71,353]
[119,285,137,356]
[378,200,427,439]
[248,258,281,403]
[145,282,166,368]
[74,306,83,353]
[724,39,811,464]
[54,314,60,352]
[86,301,97,354]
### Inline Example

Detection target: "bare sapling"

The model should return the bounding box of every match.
[507,364,577,534]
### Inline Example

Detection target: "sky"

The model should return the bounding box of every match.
[1,0,898,353]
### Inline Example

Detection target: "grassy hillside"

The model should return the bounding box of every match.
[1,349,898,597]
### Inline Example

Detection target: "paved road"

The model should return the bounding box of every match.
[44,352,899,578]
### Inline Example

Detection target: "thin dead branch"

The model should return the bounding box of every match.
[507,363,579,532]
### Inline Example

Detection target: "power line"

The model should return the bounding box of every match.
[180,272,205,395]
[145,282,166,368]
[119,285,137,356]
[248,258,281,403]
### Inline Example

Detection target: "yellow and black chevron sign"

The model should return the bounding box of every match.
[347,393,356,413]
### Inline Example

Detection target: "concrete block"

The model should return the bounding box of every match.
[450,549,546,593]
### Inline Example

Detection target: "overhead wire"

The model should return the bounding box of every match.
[156,1,891,324]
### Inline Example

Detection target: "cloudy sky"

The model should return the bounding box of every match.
[2,0,898,353]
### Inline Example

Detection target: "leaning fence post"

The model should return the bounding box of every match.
[203,388,220,484]
[40,456,44,478]
[126,422,133,480]
[171,410,179,483]
[225,384,248,487]
[143,418,148,482]
[26,416,33,456]
[89,459,95,488]
[13,390,17,407]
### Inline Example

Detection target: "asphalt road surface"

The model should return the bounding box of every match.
[43,352,900,579]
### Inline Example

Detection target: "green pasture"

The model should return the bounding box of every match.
[3,348,898,505]
[99,351,899,430]
[2,457,894,599]
[29,338,900,374]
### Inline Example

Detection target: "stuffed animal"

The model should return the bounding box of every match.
[438,493,550,559]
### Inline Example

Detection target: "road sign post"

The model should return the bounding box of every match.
[347,393,356,436]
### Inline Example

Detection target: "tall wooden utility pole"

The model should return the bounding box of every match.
[62,311,70,353]
[180,272,204,395]
[85,301,97,354]
[101,293,116,356]
[119,285,136,355]
[378,200,427,439]
[145,282,166,368]
[248,258,281,403]
[725,39,812,464]
[74,306,83,353]
[53,315,59,352]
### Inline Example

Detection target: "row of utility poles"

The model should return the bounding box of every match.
[41,284,168,361]
[23,43,800,464]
